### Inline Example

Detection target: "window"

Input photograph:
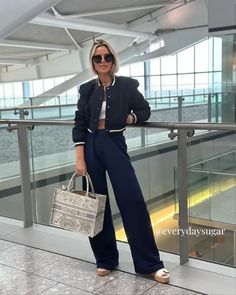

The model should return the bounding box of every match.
[130,62,144,76]
[43,78,54,92]
[0,84,5,107]
[195,39,209,72]
[195,73,209,89]
[118,65,130,76]
[162,75,177,90]
[178,74,194,90]
[161,55,176,74]
[213,37,222,71]
[150,58,160,75]
[4,83,13,99]
[133,76,145,94]
[54,76,66,85]
[30,80,43,96]
[150,76,161,97]
[177,47,194,73]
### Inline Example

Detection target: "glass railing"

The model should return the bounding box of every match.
[185,145,236,266]
[186,169,236,266]
[0,119,235,268]
[0,125,24,220]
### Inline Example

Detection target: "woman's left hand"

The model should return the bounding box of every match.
[126,114,134,125]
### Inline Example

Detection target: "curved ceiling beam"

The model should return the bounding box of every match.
[0,0,62,40]
[0,59,28,65]
[30,15,155,40]
[0,39,75,51]
[52,2,182,18]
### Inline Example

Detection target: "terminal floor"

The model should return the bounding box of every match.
[0,240,201,295]
[0,218,235,295]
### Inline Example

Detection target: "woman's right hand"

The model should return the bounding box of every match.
[76,160,87,176]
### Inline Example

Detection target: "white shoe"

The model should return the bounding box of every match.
[152,268,170,284]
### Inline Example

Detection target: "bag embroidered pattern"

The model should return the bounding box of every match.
[50,172,106,237]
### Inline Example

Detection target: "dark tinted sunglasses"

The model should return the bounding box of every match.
[92,54,114,64]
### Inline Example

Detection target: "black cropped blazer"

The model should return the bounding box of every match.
[72,76,151,146]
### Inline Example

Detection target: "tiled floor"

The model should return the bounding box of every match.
[0,218,235,295]
[0,240,202,295]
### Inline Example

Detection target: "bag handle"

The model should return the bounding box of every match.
[67,172,95,197]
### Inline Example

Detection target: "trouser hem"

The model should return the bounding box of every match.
[135,263,165,275]
[96,263,119,270]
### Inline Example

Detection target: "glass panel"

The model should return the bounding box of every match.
[149,76,161,110]
[43,78,54,92]
[195,39,209,72]
[125,127,143,151]
[195,73,209,89]
[187,131,236,266]
[161,55,177,74]
[118,65,130,76]
[54,76,66,86]
[0,126,24,220]
[213,72,222,91]
[161,75,177,90]
[4,83,14,100]
[13,82,23,99]
[0,84,4,105]
[130,62,144,76]
[213,37,222,71]
[0,110,18,119]
[133,76,145,95]
[150,58,160,75]
[177,47,194,73]
[150,75,161,97]
[66,86,78,104]
[30,125,75,225]
[148,128,179,254]
[208,37,213,72]
[30,80,44,97]
[178,74,194,89]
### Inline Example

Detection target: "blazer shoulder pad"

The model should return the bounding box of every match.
[116,76,139,87]
[79,79,96,95]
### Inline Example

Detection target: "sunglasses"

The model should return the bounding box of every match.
[92,54,114,64]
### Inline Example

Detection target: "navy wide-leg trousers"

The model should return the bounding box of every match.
[84,130,164,274]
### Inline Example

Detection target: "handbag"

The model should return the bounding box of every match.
[50,172,106,237]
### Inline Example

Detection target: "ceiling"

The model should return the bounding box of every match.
[0,0,209,101]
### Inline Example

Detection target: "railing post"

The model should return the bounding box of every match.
[141,127,146,147]
[29,97,34,119]
[215,93,219,123]
[19,108,25,119]
[177,96,184,122]
[208,94,212,122]
[17,124,33,227]
[234,232,236,265]
[178,129,189,264]
[58,96,62,118]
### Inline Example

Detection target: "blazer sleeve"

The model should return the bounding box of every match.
[72,85,88,146]
[129,79,151,123]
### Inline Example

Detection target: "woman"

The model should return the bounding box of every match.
[72,39,170,284]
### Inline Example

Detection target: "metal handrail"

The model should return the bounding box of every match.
[0,89,233,112]
[0,119,235,131]
[0,103,76,112]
